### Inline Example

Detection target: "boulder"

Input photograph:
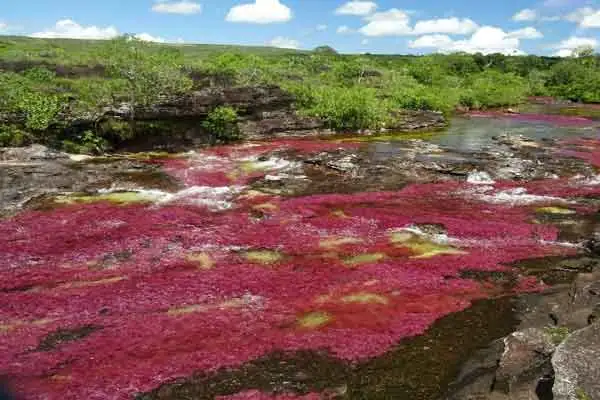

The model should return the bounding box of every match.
[552,322,600,400]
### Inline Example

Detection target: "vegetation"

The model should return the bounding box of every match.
[546,326,571,345]
[202,106,242,144]
[1,35,599,152]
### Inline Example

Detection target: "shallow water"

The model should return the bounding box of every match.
[368,115,600,156]
[2,110,600,400]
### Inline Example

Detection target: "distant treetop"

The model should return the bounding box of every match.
[313,46,338,55]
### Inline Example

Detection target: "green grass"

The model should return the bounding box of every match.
[1,35,600,152]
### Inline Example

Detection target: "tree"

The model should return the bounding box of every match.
[573,45,595,58]
[101,35,192,116]
[313,45,338,55]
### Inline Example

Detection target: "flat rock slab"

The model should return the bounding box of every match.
[552,322,600,400]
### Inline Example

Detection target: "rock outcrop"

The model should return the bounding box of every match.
[552,322,600,400]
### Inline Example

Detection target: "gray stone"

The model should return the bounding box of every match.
[552,322,600,400]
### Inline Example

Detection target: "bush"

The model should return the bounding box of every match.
[468,70,528,108]
[303,86,389,131]
[202,106,242,144]
[0,125,29,146]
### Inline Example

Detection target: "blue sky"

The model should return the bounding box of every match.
[1,0,600,55]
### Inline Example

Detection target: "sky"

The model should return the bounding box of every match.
[1,0,600,56]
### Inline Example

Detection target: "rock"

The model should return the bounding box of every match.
[0,155,180,213]
[0,145,68,162]
[105,86,296,121]
[552,322,600,400]
[239,110,326,140]
[389,110,447,131]
[467,171,495,185]
[326,155,359,174]
[494,328,556,394]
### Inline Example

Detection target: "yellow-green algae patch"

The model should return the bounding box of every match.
[186,252,215,270]
[536,206,576,215]
[320,236,363,249]
[297,311,332,329]
[341,292,388,305]
[390,230,466,258]
[343,253,386,267]
[54,191,163,205]
[244,250,284,265]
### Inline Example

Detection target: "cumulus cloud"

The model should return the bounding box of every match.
[507,27,543,39]
[152,1,202,15]
[361,38,369,45]
[30,19,119,40]
[513,8,538,21]
[134,33,166,42]
[226,0,292,24]
[335,1,377,16]
[359,10,485,37]
[565,7,600,27]
[552,36,598,56]
[581,10,600,28]
[408,26,535,55]
[267,36,299,49]
[412,17,479,35]
[0,22,7,32]
[359,8,411,36]
[337,25,353,34]
[316,24,328,31]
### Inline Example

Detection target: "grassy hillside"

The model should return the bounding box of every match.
[1,35,599,152]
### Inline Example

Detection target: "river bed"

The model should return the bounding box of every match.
[1,109,600,400]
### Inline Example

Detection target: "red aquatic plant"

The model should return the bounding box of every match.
[0,143,585,400]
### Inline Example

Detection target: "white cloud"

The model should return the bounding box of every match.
[359,8,411,36]
[335,1,377,16]
[566,7,595,22]
[409,26,525,55]
[267,36,299,49]
[552,36,598,56]
[507,27,543,39]
[30,19,119,40]
[337,25,353,34]
[316,24,328,31]
[513,8,538,21]
[412,17,478,35]
[0,22,7,32]
[135,33,166,42]
[581,10,600,28]
[226,0,292,24]
[409,34,454,49]
[565,7,600,27]
[152,1,202,15]
[361,38,369,45]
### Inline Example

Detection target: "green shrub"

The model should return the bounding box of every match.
[468,70,528,108]
[60,130,108,154]
[17,91,63,131]
[303,86,389,131]
[202,106,242,144]
[0,125,29,146]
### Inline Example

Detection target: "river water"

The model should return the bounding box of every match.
[1,107,600,400]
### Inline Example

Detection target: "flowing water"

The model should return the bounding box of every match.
[1,107,600,400]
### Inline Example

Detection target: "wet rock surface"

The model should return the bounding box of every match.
[0,145,180,214]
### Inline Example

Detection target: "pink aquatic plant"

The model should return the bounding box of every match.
[556,137,600,168]
[0,140,589,399]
